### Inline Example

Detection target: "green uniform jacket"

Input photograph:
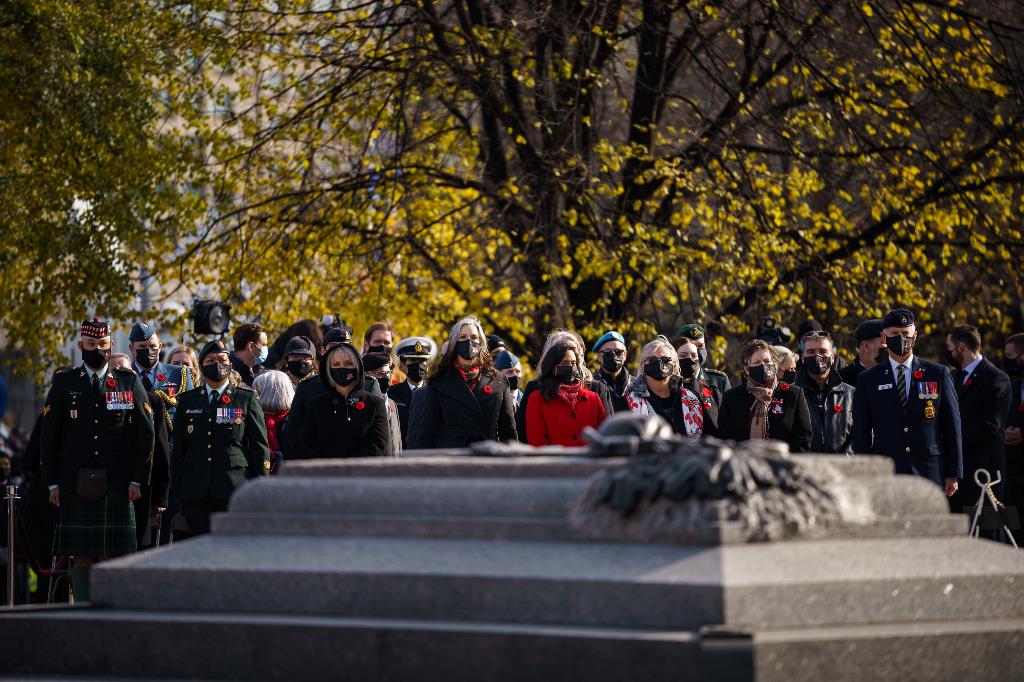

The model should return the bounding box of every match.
[698,367,732,397]
[171,383,270,502]
[40,365,155,495]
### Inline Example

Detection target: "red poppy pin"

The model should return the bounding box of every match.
[1018,404,1024,413]
[220,394,230,404]
[483,385,493,394]
[106,377,116,388]
[702,386,713,397]
[833,404,844,413]
[964,378,973,388]
[355,401,365,410]
[779,383,790,391]
[913,370,924,379]
[156,373,166,382]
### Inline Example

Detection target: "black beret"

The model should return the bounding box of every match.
[882,308,915,329]
[323,327,351,345]
[486,334,505,350]
[797,319,823,338]
[198,339,228,363]
[854,319,884,342]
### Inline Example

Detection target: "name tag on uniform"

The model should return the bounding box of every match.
[105,390,133,410]
[216,407,243,424]
[878,383,893,390]
[186,408,204,414]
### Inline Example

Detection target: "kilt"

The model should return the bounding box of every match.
[52,493,137,558]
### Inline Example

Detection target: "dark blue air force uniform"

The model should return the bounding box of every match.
[853,356,963,486]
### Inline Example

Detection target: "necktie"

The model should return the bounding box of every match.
[91,374,100,399]
[210,390,219,406]
[142,372,153,391]
[895,364,908,411]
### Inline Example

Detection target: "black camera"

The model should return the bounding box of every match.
[756,316,793,346]
[191,299,231,335]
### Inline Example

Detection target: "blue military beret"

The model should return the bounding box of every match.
[591,331,626,353]
[493,350,519,370]
[882,308,915,329]
[129,322,157,343]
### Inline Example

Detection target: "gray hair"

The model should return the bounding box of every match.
[637,336,680,377]
[445,315,488,355]
[253,370,295,412]
[109,352,131,368]
[773,345,798,367]
[323,344,361,389]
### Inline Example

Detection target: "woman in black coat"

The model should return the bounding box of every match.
[407,315,518,448]
[300,342,390,458]
[718,339,812,453]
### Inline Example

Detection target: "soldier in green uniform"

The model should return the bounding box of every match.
[671,323,731,396]
[171,339,270,535]
[41,318,155,602]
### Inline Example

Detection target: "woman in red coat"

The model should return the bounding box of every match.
[525,342,607,447]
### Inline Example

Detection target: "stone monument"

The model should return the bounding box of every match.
[1,426,1022,680]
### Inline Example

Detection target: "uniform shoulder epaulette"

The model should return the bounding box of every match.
[704,368,727,377]
[234,384,256,394]
[178,385,205,398]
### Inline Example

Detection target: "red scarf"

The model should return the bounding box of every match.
[558,381,583,411]
[264,409,289,453]
[456,365,481,392]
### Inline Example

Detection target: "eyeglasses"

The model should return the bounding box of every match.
[647,357,674,367]
[602,349,626,357]
[801,331,831,340]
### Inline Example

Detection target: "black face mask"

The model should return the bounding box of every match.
[874,347,889,365]
[697,348,708,366]
[287,359,313,378]
[782,370,797,384]
[1003,356,1022,377]
[377,376,390,394]
[506,375,520,391]
[886,334,913,356]
[807,355,831,376]
[679,358,699,380]
[330,367,357,387]
[201,362,230,383]
[553,365,579,385]
[455,339,480,361]
[82,347,111,370]
[366,344,390,356]
[405,362,426,383]
[135,347,159,370]
[601,352,624,374]
[747,364,776,385]
[643,360,671,381]
[943,347,959,367]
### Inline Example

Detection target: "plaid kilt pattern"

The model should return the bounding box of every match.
[52,493,137,557]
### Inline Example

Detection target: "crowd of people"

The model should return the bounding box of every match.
[3,306,1023,603]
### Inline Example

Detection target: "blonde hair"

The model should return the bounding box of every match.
[167,345,200,384]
